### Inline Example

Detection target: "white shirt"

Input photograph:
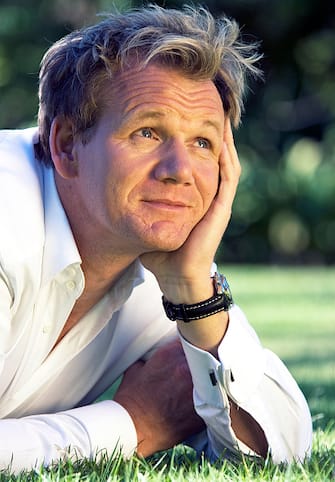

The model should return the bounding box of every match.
[0,128,312,473]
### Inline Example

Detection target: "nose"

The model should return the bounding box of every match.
[153,141,194,185]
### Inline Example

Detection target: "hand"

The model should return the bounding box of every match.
[140,118,241,304]
[113,339,205,457]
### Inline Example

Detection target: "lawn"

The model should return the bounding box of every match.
[1,266,334,481]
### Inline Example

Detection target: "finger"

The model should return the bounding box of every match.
[209,128,240,231]
[216,147,239,210]
[223,117,241,179]
[219,119,241,192]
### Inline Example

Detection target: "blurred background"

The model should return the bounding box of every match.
[0,0,334,265]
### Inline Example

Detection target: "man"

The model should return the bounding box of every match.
[0,5,312,473]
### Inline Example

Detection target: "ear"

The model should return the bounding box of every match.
[49,116,79,178]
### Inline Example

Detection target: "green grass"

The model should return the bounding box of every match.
[1,266,334,481]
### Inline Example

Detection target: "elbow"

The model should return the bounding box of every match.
[269,388,313,464]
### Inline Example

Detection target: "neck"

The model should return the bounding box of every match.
[80,249,137,296]
[55,173,140,295]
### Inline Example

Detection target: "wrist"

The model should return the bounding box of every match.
[162,272,233,322]
[161,279,214,306]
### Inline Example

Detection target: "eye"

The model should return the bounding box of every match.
[196,138,211,149]
[135,127,160,141]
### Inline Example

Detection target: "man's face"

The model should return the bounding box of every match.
[69,63,225,256]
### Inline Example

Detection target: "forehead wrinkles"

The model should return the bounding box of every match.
[107,67,224,120]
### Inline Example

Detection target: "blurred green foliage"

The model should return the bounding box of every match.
[0,0,334,264]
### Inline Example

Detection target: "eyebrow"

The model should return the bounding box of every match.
[201,119,222,135]
[124,109,222,135]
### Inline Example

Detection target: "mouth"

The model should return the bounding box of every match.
[143,199,190,210]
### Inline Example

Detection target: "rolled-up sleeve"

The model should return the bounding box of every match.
[180,305,313,463]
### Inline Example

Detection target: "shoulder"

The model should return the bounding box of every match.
[0,127,39,158]
[0,127,42,187]
[0,128,46,267]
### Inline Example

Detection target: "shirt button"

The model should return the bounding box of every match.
[43,324,51,334]
[66,280,76,291]
[67,267,77,277]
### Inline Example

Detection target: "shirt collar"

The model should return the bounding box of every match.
[41,166,82,286]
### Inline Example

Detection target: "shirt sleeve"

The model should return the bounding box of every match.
[0,267,137,473]
[179,304,313,463]
[0,400,137,473]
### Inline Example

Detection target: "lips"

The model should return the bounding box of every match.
[142,196,195,213]
[144,198,190,208]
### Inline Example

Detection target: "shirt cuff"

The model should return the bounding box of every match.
[179,305,266,406]
[64,400,137,459]
[217,305,266,403]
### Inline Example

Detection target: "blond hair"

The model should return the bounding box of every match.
[36,4,261,165]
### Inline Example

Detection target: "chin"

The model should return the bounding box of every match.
[130,218,195,252]
[156,240,186,252]
[143,227,190,252]
[140,236,181,253]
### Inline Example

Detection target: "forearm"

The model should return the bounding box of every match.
[162,276,229,356]
[177,311,229,357]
